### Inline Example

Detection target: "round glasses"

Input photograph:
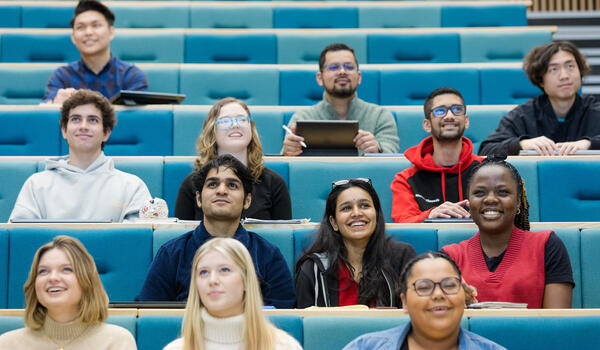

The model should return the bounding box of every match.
[412,277,461,296]
[323,62,357,72]
[215,115,252,130]
[430,104,466,118]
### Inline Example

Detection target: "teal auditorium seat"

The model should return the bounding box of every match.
[293,228,317,264]
[0,109,61,155]
[538,160,600,221]
[508,158,540,222]
[303,317,409,350]
[268,315,303,344]
[0,6,21,28]
[277,32,366,64]
[180,66,279,105]
[0,33,78,62]
[185,33,277,63]
[441,4,527,27]
[437,228,478,249]
[140,65,180,94]
[112,4,189,28]
[152,228,187,257]
[21,5,72,28]
[368,33,460,63]
[7,227,153,307]
[60,109,174,156]
[0,316,24,335]
[190,6,273,28]
[0,161,38,222]
[113,33,185,63]
[380,67,480,105]
[468,316,600,349]
[386,227,438,254]
[163,159,195,217]
[460,31,552,62]
[113,158,164,199]
[358,6,440,28]
[278,68,379,105]
[273,7,358,28]
[0,229,7,308]
[581,229,600,307]
[106,315,137,339]
[288,160,411,223]
[479,67,540,105]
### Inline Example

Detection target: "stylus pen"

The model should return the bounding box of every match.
[282,125,307,148]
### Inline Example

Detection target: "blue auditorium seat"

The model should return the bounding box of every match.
[358,6,440,28]
[113,158,164,199]
[509,158,540,222]
[468,316,600,349]
[276,33,366,64]
[180,66,279,105]
[581,229,600,307]
[0,6,21,27]
[538,160,600,221]
[139,65,180,94]
[185,33,277,63]
[112,4,189,28]
[278,68,379,106]
[163,159,195,217]
[0,66,54,104]
[0,33,78,62]
[0,316,24,335]
[107,315,137,339]
[7,227,153,307]
[293,228,317,264]
[437,228,478,249]
[112,33,185,63]
[0,109,61,155]
[21,5,73,28]
[273,7,358,28]
[190,6,273,28]
[0,229,7,308]
[368,33,460,63]
[386,227,438,254]
[0,161,38,222]
[152,228,188,257]
[479,67,540,105]
[441,4,527,27]
[136,315,182,350]
[460,31,552,62]
[380,67,479,105]
[268,315,303,344]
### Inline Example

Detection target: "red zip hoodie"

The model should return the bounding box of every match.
[390,136,483,223]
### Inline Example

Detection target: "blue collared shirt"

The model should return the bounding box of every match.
[43,55,148,102]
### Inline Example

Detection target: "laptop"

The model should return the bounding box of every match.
[110,90,186,106]
[296,120,359,156]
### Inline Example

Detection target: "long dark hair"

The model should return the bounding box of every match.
[296,179,396,305]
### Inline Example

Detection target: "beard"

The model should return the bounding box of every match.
[324,80,357,99]
[432,123,465,142]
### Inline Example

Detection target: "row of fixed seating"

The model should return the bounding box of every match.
[0,224,598,309]
[2,313,599,350]
[0,29,552,64]
[0,105,513,156]
[1,156,600,223]
[0,2,528,29]
[0,63,541,105]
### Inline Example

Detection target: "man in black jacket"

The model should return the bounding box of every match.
[479,41,600,156]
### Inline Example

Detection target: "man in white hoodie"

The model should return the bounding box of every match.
[9,89,150,222]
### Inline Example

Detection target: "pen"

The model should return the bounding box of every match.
[282,125,307,148]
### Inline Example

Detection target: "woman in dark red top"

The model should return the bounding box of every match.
[443,156,573,308]
[295,178,416,308]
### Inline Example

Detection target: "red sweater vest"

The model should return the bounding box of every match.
[443,226,551,309]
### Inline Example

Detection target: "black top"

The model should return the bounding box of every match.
[174,167,292,220]
[483,232,574,286]
[479,94,600,156]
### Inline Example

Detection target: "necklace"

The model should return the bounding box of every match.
[46,325,90,350]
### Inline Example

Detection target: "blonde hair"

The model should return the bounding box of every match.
[194,98,265,182]
[23,235,108,329]
[180,238,277,350]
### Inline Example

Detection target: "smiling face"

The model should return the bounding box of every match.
[34,248,82,322]
[401,257,465,342]
[215,102,253,155]
[424,93,469,142]
[317,50,362,99]
[71,10,114,59]
[469,165,519,237]
[196,166,251,223]
[541,50,581,103]
[196,250,245,318]
[61,103,110,156]
[329,186,377,247]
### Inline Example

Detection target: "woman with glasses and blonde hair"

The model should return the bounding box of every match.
[175,97,291,221]
[163,237,302,350]
[0,235,136,349]
[295,178,416,308]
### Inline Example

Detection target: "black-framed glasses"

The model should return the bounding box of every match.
[324,62,357,72]
[430,104,466,118]
[412,277,461,296]
[331,177,372,190]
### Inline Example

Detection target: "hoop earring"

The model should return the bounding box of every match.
[516,208,521,215]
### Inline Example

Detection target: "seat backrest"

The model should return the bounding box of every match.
[441,4,527,27]
[368,33,460,63]
[276,32,366,64]
[185,33,277,64]
[113,158,164,199]
[0,5,21,27]
[460,30,552,63]
[136,315,183,350]
[0,109,61,155]
[0,160,38,222]
[21,5,72,28]
[479,67,540,105]
[112,32,184,63]
[0,229,8,308]
[138,64,180,94]
[581,229,600,307]
[0,33,78,63]
[358,5,440,28]
[112,5,189,28]
[386,227,438,254]
[190,6,272,28]
[273,7,358,28]
[163,159,195,217]
[0,66,54,104]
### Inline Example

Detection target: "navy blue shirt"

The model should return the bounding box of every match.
[136,222,296,308]
[43,55,148,102]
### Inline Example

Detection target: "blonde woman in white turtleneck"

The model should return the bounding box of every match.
[0,235,136,350]
[163,238,302,350]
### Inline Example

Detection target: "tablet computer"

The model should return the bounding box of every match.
[296,120,359,156]
[110,90,186,106]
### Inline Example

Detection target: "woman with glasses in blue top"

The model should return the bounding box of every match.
[295,178,416,308]
[175,97,292,221]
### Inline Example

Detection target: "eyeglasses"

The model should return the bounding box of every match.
[331,177,372,190]
[430,104,466,118]
[215,115,252,130]
[411,277,461,296]
[324,62,357,72]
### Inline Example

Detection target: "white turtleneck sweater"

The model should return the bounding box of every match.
[163,309,302,350]
[0,316,137,349]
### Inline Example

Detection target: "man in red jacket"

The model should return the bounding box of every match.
[391,87,484,223]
